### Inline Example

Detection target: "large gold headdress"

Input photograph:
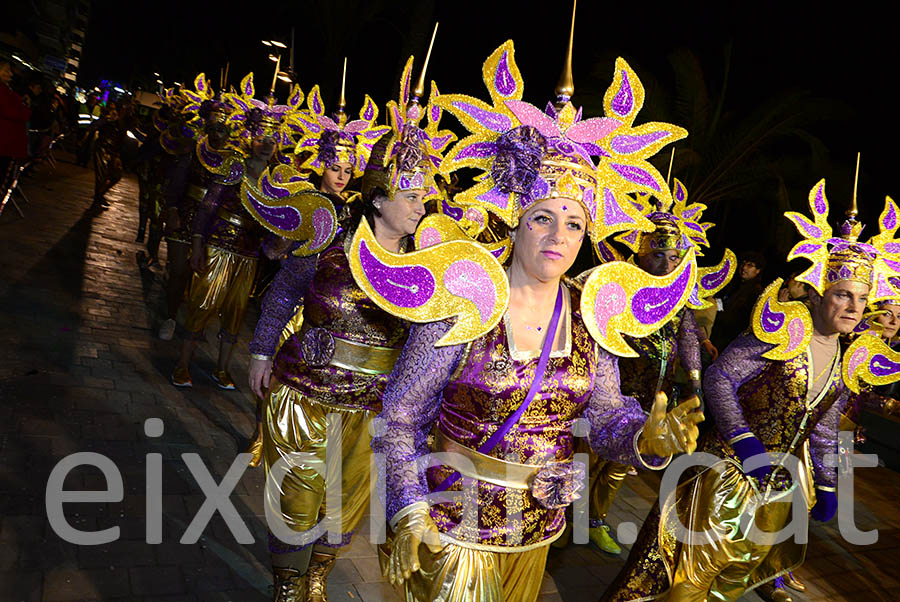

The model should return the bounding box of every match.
[786,179,900,300]
[433,30,686,244]
[361,24,457,203]
[293,59,391,178]
[222,72,306,164]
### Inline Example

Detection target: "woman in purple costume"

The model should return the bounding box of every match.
[361,38,703,602]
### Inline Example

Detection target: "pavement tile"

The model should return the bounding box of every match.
[0,569,41,602]
[130,565,186,596]
[350,555,385,583]
[43,567,131,601]
[354,581,402,602]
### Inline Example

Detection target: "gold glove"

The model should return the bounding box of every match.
[387,504,443,585]
[637,392,704,457]
[884,398,900,417]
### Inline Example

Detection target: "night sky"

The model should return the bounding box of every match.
[80,0,898,272]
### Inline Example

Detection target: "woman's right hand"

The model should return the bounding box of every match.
[248,357,273,399]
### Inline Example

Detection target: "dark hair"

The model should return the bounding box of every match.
[344,185,385,233]
[740,251,766,272]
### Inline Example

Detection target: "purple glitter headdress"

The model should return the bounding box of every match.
[222,73,307,164]
[786,179,900,301]
[434,40,687,244]
[292,83,390,178]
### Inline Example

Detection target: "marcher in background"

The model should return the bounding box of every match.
[711,250,766,350]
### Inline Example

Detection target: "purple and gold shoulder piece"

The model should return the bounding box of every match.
[580,248,697,357]
[751,278,813,361]
[240,164,337,256]
[686,248,736,309]
[415,213,511,263]
[195,136,244,184]
[348,220,509,346]
[843,333,900,393]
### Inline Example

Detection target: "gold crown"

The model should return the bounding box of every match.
[825,245,875,288]
[637,213,684,255]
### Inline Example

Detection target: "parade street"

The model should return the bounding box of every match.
[1,156,899,602]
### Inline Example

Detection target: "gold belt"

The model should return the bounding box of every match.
[300,326,401,375]
[329,336,401,375]
[217,207,252,229]
[434,430,552,490]
[186,184,207,203]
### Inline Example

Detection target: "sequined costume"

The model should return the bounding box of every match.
[92,114,125,201]
[604,178,900,601]
[182,172,266,342]
[619,308,706,410]
[580,306,708,542]
[257,231,410,550]
[603,330,846,601]
[165,145,217,245]
[134,129,176,259]
[376,282,679,597]
[584,174,730,548]
[356,28,700,598]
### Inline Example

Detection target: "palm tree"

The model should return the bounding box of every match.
[578,44,846,257]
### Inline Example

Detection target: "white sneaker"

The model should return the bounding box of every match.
[159,319,176,341]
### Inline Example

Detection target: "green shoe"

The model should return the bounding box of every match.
[589,524,621,555]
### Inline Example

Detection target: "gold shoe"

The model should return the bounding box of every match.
[756,582,794,602]
[212,370,237,390]
[306,552,336,602]
[171,366,192,388]
[246,422,264,468]
[273,567,307,602]
[784,572,806,592]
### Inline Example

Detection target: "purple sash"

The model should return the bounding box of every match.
[434,285,564,493]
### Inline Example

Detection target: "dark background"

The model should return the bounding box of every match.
[76,1,900,274]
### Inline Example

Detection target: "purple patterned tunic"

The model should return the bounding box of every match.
[164,151,216,244]
[374,285,664,551]
[192,177,265,259]
[702,331,847,491]
[270,234,410,411]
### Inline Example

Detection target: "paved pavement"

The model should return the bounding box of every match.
[1,156,898,601]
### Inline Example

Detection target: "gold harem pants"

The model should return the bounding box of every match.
[579,438,630,523]
[604,458,809,602]
[385,540,550,602]
[183,246,257,338]
[263,380,373,548]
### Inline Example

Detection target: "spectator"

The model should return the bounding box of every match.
[778,269,812,303]
[25,79,52,161]
[0,60,31,192]
[710,250,766,350]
